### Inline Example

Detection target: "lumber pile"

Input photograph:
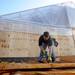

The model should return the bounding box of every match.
[0,63,75,75]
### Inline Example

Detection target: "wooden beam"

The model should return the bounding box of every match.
[0,63,75,70]
[6,70,75,75]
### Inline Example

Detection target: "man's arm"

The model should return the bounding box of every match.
[39,36,44,51]
[39,36,42,46]
[54,40,58,47]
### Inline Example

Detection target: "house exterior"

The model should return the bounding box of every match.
[0,2,75,57]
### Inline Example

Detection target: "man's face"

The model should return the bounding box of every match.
[43,36,49,40]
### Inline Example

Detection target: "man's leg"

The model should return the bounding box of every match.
[51,47,56,62]
[48,46,52,62]
[38,43,48,62]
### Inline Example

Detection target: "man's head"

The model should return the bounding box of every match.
[43,31,49,40]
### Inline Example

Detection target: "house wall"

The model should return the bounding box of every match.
[0,20,75,57]
[0,30,75,57]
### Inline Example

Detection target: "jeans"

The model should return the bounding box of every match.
[38,43,56,62]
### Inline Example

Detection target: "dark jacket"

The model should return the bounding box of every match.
[39,35,58,47]
[39,35,52,46]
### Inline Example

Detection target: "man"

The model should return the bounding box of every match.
[38,31,58,63]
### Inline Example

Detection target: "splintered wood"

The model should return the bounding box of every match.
[0,63,75,75]
[0,63,75,70]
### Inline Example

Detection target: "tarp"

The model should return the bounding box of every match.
[0,2,75,28]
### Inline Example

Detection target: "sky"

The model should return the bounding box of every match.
[0,0,75,15]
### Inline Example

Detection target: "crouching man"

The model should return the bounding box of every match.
[38,31,58,63]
